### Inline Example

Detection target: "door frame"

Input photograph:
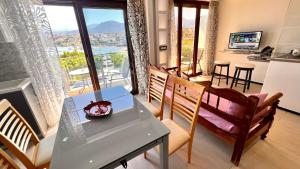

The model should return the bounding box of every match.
[43,0,138,94]
[174,0,209,76]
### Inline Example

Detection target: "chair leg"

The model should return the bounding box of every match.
[188,140,193,163]
[211,65,216,84]
[218,66,223,86]
[235,69,240,87]
[226,65,229,85]
[247,70,253,89]
[144,152,147,159]
[230,68,238,88]
[243,70,249,93]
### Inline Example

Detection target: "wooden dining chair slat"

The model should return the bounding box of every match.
[0,99,55,169]
[0,149,20,169]
[165,76,206,163]
[147,66,169,120]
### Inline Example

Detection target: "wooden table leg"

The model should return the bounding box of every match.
[160,135,169,169]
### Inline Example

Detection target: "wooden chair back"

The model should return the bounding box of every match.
[0,99,40,169]
[202,87,259,129]
[169,76,206,136]
[0,148,20,169]
[148,66,169,119]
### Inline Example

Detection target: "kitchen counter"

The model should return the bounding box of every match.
[271,53,300,63]
[262,59,300,114]
[0,78,31,94]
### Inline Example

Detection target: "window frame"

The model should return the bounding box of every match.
[43,0,138,94]
[174,0,209,76]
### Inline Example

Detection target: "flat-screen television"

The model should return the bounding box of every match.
[228,31,262,50]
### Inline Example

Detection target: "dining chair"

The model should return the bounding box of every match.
[0,99,56,169]
[0,148,20,169]
[162,76,205,163]
[145,66,169,120]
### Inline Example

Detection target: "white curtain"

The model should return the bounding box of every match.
[127,0,150,95]
[202,1,219,75]
[0,0,65,127]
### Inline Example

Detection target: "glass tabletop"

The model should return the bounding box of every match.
[50,86,169,169]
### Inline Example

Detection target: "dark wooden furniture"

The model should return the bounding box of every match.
[159,70,283,165]
[211,60,230,86]
[230,63,255,93]
[196,83,282,165]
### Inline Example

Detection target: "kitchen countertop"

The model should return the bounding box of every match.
[271,53,300,63]
[0,78,31,94]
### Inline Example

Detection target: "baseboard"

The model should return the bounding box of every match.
[213,73,263,85]
[278,106,300,116]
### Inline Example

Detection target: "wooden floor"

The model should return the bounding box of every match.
[127,77,300,169]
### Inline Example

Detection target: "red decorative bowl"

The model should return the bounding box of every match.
[84,101,112,117]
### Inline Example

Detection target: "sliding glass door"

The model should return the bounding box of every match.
[175,1,209,76]
[82,8,132,91]
[45,2,136,97]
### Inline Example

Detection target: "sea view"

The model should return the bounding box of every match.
[56,46,128,56]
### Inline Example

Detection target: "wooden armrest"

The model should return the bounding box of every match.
[256,92,283,112]
[164,66,178,71]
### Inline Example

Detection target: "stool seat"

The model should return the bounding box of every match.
[215,60,230,65]
[235,63,255,69]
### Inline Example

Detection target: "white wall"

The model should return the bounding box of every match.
[215,0,290,83]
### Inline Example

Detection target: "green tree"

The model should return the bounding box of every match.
[60,50,87,71]
[110,52,124,67]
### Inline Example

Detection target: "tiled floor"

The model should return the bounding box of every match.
[127,77,300,169]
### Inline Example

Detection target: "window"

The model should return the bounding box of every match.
[174,1,209,76]
[44,1,137,96]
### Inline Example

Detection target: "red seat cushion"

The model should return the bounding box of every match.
[199,107,240,134]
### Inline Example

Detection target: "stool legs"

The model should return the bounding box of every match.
[231,68,238,89]
[211,65,217,83]
[212,64,230,86]
[235,69,240,87]
[226,66,229,84]
[218,66,223,86]
[243,70,249,93]
[247,70,253,89]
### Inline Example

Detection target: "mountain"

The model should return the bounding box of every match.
[88,21,125,33]
[53,20,125,35]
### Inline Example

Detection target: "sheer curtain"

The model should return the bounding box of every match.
[127,0,150,95]
[0,0,65,127]
[202,1,219,75]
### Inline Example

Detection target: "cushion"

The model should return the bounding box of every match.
[199,107,240,134]
[162,119,190,155]
[143,101,161,117]
[246,93,268,107]
[35,133,56,167]
[247,93,269,125]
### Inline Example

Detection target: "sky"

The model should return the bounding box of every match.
[44,6,124,31]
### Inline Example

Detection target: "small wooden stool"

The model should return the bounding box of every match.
[230,63,255,93]
[211,60,230,86]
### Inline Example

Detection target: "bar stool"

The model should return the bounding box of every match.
[230,63,255,93]
[211,60,230,86]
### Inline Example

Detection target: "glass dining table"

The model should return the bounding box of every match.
[50,86,170,169]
